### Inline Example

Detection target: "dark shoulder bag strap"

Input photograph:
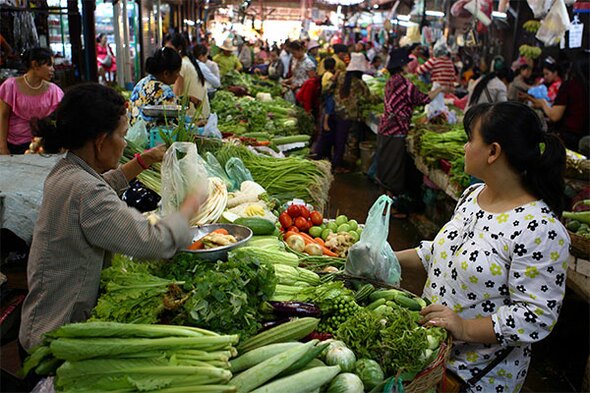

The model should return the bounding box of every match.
[464,347,515,388]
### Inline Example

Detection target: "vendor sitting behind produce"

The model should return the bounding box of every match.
[129,48,186,129]
[19,83,202,354]
[212,38,243,77]
[395,101,569,393]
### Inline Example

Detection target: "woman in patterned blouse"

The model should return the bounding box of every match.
[396,102,569,392]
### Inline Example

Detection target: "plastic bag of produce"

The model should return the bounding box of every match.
[204,152,235,190]
[536,0,570,46]
[201,113,222,139]
[225,157,253,187]
[126,119,148,148]
[345,195,401,285]
[161,142,209,216]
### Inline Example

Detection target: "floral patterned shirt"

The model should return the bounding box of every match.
[129,74,178,127]
[417,184,569,393]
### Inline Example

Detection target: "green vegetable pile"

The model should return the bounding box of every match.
[211,143,333,211]
[221,71,283,98]
[22,321,238,392]
[211,91,314,136]
[335,304,447,377]
[91,250,277,341]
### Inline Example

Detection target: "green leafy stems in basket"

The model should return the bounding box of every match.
[159,83,204,147]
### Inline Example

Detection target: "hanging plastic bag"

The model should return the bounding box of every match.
[161,142,209,216]
[526,0,552,18]
[346,195,401,285]
[126,119,148,148]
[225,157,253,188]
[536,0,570,46]
[201,113,222,139]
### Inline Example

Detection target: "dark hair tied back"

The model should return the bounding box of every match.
[145,47,182,75]
[21,47,53,70]
[33,83,127,153]
[463,102,566,215]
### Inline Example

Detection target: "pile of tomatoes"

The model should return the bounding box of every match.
[278,204,323,234]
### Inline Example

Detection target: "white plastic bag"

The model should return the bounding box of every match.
[536,0,570,46]
[126,119,148,148]
[201,113,222,139]
[527,0,553,18]
[346,195,401,285]
[161,142,209,216]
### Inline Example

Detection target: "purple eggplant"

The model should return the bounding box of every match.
[260,318,294,331]
[269,301,321,317]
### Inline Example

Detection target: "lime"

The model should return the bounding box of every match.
[327,221,338,232]
[319,223,327,231]
[321,228,333,240]
[309,226,323,238]
[335,215,348,226]
[349,231,360,242]
[348,219,359,231]
[337,223,351,233]
[356,227,363,236]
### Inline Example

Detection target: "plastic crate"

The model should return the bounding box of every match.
[148,127,175,148]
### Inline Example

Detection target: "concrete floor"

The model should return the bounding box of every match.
[0,171,587,392]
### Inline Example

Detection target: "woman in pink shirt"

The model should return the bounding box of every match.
[0,48,63,154]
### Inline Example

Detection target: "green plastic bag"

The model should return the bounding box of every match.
[225,157,253,189]
[204,152,234,190]
[346,195,401,285]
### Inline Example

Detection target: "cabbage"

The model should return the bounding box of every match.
[354,358,385,390]
[320,340,347,358]
[327,373,364,393]
[325,346,356,373]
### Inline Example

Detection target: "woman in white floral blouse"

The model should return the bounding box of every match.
[396,101,569,392]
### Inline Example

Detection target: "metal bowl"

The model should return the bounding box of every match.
[181,223,253,262]
[142,104,183,118]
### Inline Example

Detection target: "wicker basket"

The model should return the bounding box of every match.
[327,273,452,392]
[404,338,452,393]
[569,230,590,258]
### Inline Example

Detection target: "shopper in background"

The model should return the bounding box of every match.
[267,49,285,81]
[508,64,533,101]
[96,33,117,84]
[238,41,253,72]
[307,40,320,67]
[367,56,383,76]
[279,41,292,79]
[0,47,63,155]
[20,83,202,353]
[317,43,348,75]
[192,44,221,103]
[416,42,457,88]
[330,52,372,174]
[465,67,513,111]
[164,34,207,119]
[313,57,338,159]
[529,51,590,151]
[129,47,189,128]
[213,38,242,76]
[542,57,562,103]
[377,48,444,218]
[282,40,316,95]
[396,101,568,393]
[406,43,422,74]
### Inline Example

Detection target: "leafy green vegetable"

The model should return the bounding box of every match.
[354,358,384,389]
[335,305,446,376]
[158,249,277,340]
[327,373,364,393]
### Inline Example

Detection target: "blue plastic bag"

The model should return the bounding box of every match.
[225,157,253,189]
[528,85,550,102]
[346,195,401,285]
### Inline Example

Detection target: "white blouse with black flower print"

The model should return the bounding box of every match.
[417,184,569,393]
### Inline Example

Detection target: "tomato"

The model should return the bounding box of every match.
[287,204,301,218]
[287,226,299,233]
[294,216,309,231]
[299,206,310,219]
[310,211,323,226]
[279,212,293,229]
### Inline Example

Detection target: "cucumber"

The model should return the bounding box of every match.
[393,294,422,311]
[234,217,276,235]
[243,132,271,140]
[272,135,311,145]
[230,342,304,373]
